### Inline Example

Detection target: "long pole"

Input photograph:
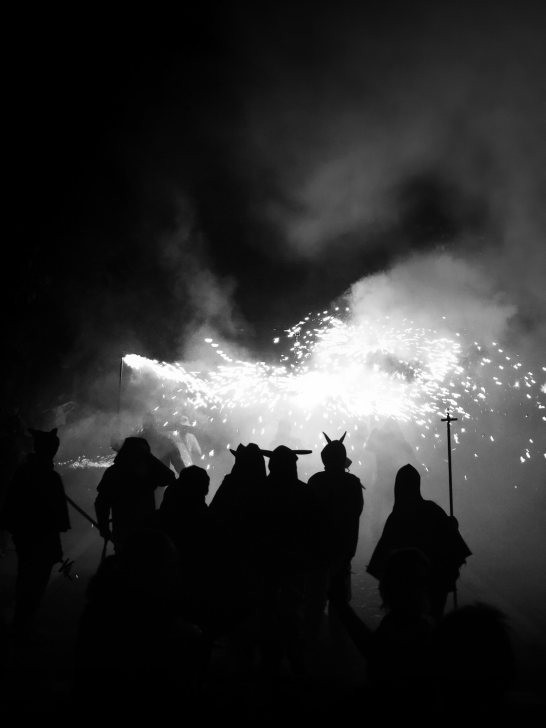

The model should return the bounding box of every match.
[441,411,457,517]
[65,494,100,529]
[441,410,458,608]
[117,357,124,416]
[64,494,110,565]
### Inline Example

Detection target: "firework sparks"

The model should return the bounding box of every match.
[112,308,544,482]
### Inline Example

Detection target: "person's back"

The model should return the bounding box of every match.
[368,464,471,618]
[305,434,363,637]
[0,427,70,632]
[158,465,211,598]
[210,443,266,532]
[2,448,69,543]
[209,444,267,611]
[260,446,316,571]
[307,468,363,565]
[95,437,175,551]
[257,445,314,674]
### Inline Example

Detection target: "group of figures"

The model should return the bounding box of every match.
[0,422,521,722]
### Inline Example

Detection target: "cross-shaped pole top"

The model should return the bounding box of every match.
[441,410,458,423]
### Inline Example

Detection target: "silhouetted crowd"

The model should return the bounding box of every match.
[0,423,534,724]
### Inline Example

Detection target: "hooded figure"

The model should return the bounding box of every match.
[0,428,70,631]
[209,443,266,525]
[157,466,212,615]
[95,437,175,552]
[367,464,471,618]
[160,465,210,542]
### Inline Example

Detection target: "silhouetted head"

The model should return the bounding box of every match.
[29,427,60,460]
[379,547,431,614]
[393,464,422,507]
[114,437,151,466]
[321,431,351,470]
[230,442,267,480]
[177,465,210,499]
[263,445,311,481]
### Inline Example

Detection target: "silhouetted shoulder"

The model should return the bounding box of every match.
[345,472,363,488]
[307,472,322,487]
[96,465,117,493]
[146,452,176,485]
[422,499,449,518]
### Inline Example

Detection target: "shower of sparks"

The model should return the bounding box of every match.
[62,308,545,484]
[124,315,470,421]
[59,454,115,469]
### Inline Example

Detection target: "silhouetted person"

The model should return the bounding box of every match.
[0,413,31,557]
[434,603,517,723]
[0,427,70,634]
[157,465,212,619]
[210,442,267,528]
[369,548,435,699]
[367,464,471,619]
[95,437,175,553]
[74,528,207,719]
[305,432,364,637]
[257,445,316,674]
[160,465,210,548]
[140,411,185,474]
[332,548,436,723]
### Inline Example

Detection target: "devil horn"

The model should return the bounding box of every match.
[340,431,347,443]
[322,432,332,444]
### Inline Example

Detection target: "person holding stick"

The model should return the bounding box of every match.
[0,427,70,635]
[94,437,175,553]
[367,464,471,620]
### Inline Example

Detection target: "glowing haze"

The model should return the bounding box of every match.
[94,254,543,501]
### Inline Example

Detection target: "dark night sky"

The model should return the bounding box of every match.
[5,2,546,413]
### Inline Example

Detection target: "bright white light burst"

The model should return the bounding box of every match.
[119,309,544,475]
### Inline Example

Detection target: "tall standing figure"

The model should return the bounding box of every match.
[306,432,364,636]
[367,464,471,619]
[0,427,70,633]
[258,445,314,673]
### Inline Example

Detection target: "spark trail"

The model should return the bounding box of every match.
[109,308,544,484]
